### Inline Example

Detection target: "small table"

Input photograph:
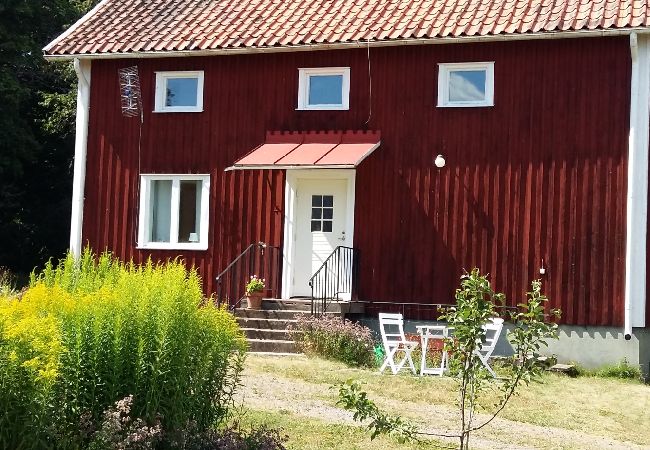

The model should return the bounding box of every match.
[415,325,449,376]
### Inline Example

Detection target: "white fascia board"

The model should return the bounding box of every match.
[70,58,91,258]
[43,28,650,61]
[43,0,112,53]
[624,33,649,337]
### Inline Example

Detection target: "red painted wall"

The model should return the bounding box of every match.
[84,36,630,326]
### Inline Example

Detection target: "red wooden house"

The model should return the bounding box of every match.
[45,0,650,369]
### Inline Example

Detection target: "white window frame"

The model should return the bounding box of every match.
[154,71,204,113]
[297,67,350,110]
[437,62,494,108]
[138,174,210,250]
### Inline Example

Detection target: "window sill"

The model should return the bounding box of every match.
[137,243,208,251]
[437,102,494,108]
[153,108,204,113]
[296,106,349,111]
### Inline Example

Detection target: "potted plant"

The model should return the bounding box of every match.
[245,275,265,309]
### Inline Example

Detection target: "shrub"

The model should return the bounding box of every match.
[88,395,162,450]
[0,294,63,448]
[0,250,247,449]
[595,359,643,381]
[88,396,287,450]
[289,314,376,367]
[0,266,18,297]
[181,422,288,450]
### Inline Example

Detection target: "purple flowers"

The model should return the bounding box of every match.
[289,314,376,367]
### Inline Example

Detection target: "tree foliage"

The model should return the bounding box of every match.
[338,270,561,449]
[439,269,560,449]
[0,0,93,276]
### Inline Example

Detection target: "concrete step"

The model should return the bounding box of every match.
[246,338,297,353]
[236,317,297,330]
[239,298,345,313]
[241,328,298,340]
[234,309,306,320]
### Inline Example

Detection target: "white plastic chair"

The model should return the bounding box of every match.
[475,317,504,378]
[378,313,419,375]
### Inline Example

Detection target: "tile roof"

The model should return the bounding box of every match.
[44,0,650,56]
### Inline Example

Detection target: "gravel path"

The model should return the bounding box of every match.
[237,367,646,450]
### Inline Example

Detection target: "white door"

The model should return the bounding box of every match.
[292,179,348,296]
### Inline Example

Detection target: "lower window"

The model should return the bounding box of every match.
[138,174,210,250]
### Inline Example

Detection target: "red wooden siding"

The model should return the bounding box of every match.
[83,36,630,326]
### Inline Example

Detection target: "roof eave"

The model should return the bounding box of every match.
[43,27,650,61]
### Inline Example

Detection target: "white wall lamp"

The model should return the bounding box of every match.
[434,154,446,168]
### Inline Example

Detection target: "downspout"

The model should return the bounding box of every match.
[70,58,91,258]
[624,32,649,340]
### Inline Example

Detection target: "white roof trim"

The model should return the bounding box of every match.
[43,27,650,60]
[43,0,112,53]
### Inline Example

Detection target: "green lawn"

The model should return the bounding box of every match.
[238,354,650,449]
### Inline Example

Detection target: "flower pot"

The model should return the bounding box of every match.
[246,292,264,310]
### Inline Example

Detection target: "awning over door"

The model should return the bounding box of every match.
[227,130,380,170]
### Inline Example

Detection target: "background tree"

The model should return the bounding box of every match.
[0,0,93,279]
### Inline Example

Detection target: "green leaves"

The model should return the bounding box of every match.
[336,379,418,444]
[1,250,247,448]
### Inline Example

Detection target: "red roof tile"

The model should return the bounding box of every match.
[44,0,650,56]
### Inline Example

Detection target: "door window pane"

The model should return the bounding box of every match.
[150,180,172,242]
[165,77,199,107]
[311,194,334,233]
[308,75,343,105]
[178,180,201,243]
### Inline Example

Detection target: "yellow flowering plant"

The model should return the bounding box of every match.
[0,249,248,449]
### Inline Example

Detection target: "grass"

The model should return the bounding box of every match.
[241,354,650,449]
[240,409,445,449]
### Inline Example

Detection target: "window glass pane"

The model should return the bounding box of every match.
[311,208,322,220]
[449,70,486,102]
[308,75,343,105]
[178,180,202,243]
[165,77,199,107]
[322,195,333,207]
[323,208,333,220]
[150,180,172,242]
[311,220,321,232]
[312,195,322,207]
[323,221,333,232]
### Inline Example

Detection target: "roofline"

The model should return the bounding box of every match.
[43,0,112,53]
[43,27,650,60]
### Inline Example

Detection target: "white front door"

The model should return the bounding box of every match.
[292,178,348,296]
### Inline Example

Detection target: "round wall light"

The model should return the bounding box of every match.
[434,154,446,168]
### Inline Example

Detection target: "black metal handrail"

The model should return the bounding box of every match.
[215,242,282,310]
[309,246,359,315]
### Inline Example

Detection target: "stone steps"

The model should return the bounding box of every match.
[241,327,298,340]
[235,298,343,354]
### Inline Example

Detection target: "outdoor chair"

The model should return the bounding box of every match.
[475,317,504,378]
[378,312,419,375]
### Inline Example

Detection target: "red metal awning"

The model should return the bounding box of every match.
[227,130,381,170]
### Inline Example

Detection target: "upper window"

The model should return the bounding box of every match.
[437,62,494,108]
[154,71,204,112]
[138,174,210,250]
[298,67,350,110]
